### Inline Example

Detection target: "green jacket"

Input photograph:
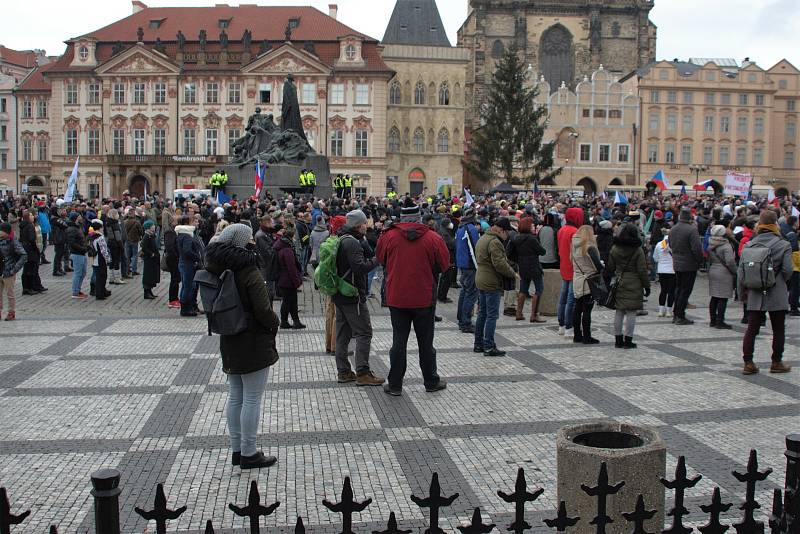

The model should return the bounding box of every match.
[475,231,516,291]
[608,238,650,311]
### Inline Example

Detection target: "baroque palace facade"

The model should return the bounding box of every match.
[16,2,393,198]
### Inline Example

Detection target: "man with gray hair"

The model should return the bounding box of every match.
[333,209,384,386]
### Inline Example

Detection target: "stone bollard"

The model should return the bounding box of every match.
[91,468,121,534]
[556,421,666,534]
[539,269,562,316]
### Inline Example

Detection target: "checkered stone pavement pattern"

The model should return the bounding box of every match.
[0,262,797,533]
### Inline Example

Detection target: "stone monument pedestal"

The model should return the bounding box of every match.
[222,154,331,200]
[538,269,562,316]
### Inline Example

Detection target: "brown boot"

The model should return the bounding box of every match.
[516,293,526,321]
[742,361,759,375]
[530,295,546,323]
[337,371,357,383]
[356,371,385,386]
[769,361,792,373]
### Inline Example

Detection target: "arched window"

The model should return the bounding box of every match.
[540,25,574,93]
[491,39,504,59]
[387,127,400,152]
[414,81,426,105]
[413,127,425,152]
[437,128,449,152]
[389,81,401,105]
[438,81,450,106]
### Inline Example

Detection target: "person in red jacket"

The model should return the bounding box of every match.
[556,207,584,335]
[376,202,450,396]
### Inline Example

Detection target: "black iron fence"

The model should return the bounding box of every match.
[2,435,797,534]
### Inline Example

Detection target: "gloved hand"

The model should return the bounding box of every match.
[644,286,651,297]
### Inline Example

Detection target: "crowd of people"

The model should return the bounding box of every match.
[0,187,797,467]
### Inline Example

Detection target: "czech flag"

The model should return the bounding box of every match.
[614,191,628,205]
[693,179,713,191]
[254,161,264,197]
[651,170,669,191]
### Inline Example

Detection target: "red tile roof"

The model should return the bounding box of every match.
[16,62,56,92]
[82,5,375,44]
[0,46,39,69]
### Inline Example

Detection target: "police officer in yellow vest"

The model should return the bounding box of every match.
[343,174,353,199]
[218,170,228,194]
[334,174,344,198]
[209,171,220,196]
[387,191,397,200]
[299,168,308,194]
[306,168,316,195]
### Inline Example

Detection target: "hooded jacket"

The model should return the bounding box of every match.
[670,219,704,272]
[455,219,480,269]
[309,222,330,262]
[475,230,517,291]
[66,221,87,255]
[203,242,279,374]
[333,226,378,306]
[557,207,584,280]
[0,232,27,278]
[737,230,793,312]
[607,230,650,311]
[274,235,302,289]
[175,225,203,266]
[376,222,450,308]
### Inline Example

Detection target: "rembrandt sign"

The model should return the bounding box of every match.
[172,155,215,163]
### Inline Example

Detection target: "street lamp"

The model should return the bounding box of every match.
[689,164,709,195]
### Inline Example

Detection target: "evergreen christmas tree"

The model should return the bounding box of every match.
[464,44,561,189]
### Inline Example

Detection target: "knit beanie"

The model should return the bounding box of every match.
[345,209,367,228]
[216,223,253,248]
[711,224,726,237]
[400,203,421,222]
[143,220,155,230]
[68,212,80,222]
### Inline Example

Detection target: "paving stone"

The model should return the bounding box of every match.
[69,334,203,355]
[17,358,184,388]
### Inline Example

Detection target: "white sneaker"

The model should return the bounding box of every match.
[666,309,673,318]
[658,306,666,317]
[558,326,565,335]
[565,328,573,338]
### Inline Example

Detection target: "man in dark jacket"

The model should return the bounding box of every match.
[19,210,45,295]
[333,209,383,386]
[455,207,480,332]
[376,203,450,395]
[435,216,456,303]
[66,212,89,299]
[123,211,144,276]
[254,215,279,305]
[0,222,27,320]
[669,208,704,324]
[49,207,69,276]
[780,215,799,316]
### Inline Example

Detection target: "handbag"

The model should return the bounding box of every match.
[603,254,635,309]
[573,250,608,304]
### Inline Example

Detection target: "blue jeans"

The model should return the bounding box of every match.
[457,268,478,329]
[179,261,198,306]
[70,254,86,295]
[226,367,269,456]
[557,279,575,328]
[474,289,501,349]
[125,242,139,274]
[367,267,378,297]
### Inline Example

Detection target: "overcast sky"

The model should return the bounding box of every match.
[1,0,798,69]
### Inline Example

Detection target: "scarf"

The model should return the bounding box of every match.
[756,223,780,236]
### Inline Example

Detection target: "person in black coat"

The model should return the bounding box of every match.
[141,220,161,300]
[162,227,181,307]
[49,207,69,276]
[436,216,457,303]
[19,211,45,295]
[507,216,546,322]
[596,219,615,286]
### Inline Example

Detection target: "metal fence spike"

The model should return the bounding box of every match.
[622,495,657,534]
[295,516,306,534]
[0,487,31,534]
[322,476,372,534]
[699,487,732,534]
[661,456,702,534]
[372,512,412,534]
[133,483,187,534]
[498,467,544,533]
[410,473,459,534]
[581,462,624,534]
[732,449,772,534]
[543,501,580,533]
[48,526,58,534]
[767,489,784,534]
[457,507,496,534]
[204,519,215,534]
[228,481,280,534]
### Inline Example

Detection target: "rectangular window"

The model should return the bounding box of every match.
[648,113,659,131]
[785,151,795,168]
[593,109,607,118]
[355,83,369,105]
[133,129,145,155]
[704,115,714,133]
[22,100,32,118]
[787,122,797,140]
[680,144,692,165]
[739,94,748,106]
[154,129,166,155]
[183,83,196,104]
[755,94,765,106]
[113,129,125,155]
[355,129,368,157]
[133,83,146,104]
[113,83,125,104]
[598,144,610,162]
[668,91,677,104]
[354,187,367,199]
[617,145,630,163]
[37,139,47,160]
[259,83,271,104]
[88,83,100,105]
[65,129,78,156]
[228,82,241,104]
[683,91,693,104]
[0,98,5,113]
[22,139,32,160]
[65,83,78,105]
[665,143,676,164]
[666,113,677,133]
[579,143,591,162]
[650,90,660,103]
[705,92,715,105]
[703,145,713,165]
[206,82,218,104]
[647,143,658,163]
[736,146,747,166]
[330,129,343,156]
[720,116,730,133]
[227,129,240,152]
[205,129,218,155]
[719,146,730,166]
[302,83,316,104]
[0,125,5,141]
[36,100,47,118]
[737,116,748,135]
[706,71,716,81]
[609,109,622,119]
[330,83,345,105]
[154,83,166,104]
[0,153,5,170]
[753,148,764,166]
[183,129,196,155]
[754,117,765,136]
[582,109,590,118]
[88,183,99,199]
[682,114,693,134]
[87,129,99,155]
[788,100,796,111]
[721,93,731,105]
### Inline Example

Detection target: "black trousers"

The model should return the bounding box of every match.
[673,270,697,319]
[790,272,800,312]
[437,269,453,301]
[52,243,66,274]
[387,306,440,389]
[658,273,676,307]
[168,268,181,302]
[709,297,728,324]
[279,286,300,324]
[22,260,41,290]
[572,295,594,339]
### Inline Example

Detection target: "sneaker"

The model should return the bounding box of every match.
[473,346,484,353]
[4,312,15,321]
[460,326,475,334]
[168,300,181,309]
[231,451,241,466]
[425,380,447,393]
[280,322,293,329]
[434,315,443,322]
[438,298,453,304]
[337,371,357,383]
[71,292,88,300]
[240,451,277,469]
[291,322,307,329]
[674,317,694,325]
[657,307,666,317]
[116,279,127,285]
[383,383,402,396]
[666,309,673,318]
[582,337,600,344]
[356,371,384,386]
[484,347,506,357]
[790,310,800,317]
[558,326,565,335]
[769,362,792,373]
[742,361,760,375]
[715,322,733,330]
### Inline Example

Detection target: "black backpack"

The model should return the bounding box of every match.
[260,239,280,281]
[194,269,250,336]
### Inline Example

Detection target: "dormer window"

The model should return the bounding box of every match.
[79,46,89,61]
[149,19,163,29]
[345,44,356,60]
[400,24,407,31]
[288,18,300,29]
[218,19,230,29]
[430,26,437,32]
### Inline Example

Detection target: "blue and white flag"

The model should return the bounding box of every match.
[614,191,628,205]
[63,157,79,203]
[464,188,475,207]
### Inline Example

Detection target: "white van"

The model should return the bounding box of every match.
[173,188,212,202]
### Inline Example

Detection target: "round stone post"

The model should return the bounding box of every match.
[90,468,121,534]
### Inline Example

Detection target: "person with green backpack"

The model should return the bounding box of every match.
[315,209,384,386]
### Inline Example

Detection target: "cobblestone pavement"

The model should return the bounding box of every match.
[0,256,797,533]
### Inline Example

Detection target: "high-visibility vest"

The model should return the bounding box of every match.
[308,171,316,185]
[344,176,352,188]
[299,172,307,186]
[219,173,228,185]
[387,191,397,199]
[209,173,217,186]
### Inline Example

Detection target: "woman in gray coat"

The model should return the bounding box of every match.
[707,225,737,329]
